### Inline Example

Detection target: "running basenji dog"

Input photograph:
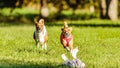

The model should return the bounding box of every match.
[33,18,47,50]
[61,21,79,58]
[60,21,73,52]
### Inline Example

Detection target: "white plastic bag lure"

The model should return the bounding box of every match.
[61,47,85,68]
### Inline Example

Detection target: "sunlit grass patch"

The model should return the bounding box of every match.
[0,21,120,68]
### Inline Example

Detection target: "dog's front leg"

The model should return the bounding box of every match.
[62,40,70,51]
[36,41,40,48]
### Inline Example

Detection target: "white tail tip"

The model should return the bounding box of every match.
[71,47,79,59]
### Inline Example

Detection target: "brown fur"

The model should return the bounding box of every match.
[33,18,48,49]
[60,21,73,51]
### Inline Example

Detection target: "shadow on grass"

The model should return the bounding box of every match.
[0,48,65,68]
[46,23,120,28]
[0,59,66,68]
[70,23,120,27]
[1,19,120,28]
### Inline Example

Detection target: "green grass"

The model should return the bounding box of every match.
[0,20,120,68]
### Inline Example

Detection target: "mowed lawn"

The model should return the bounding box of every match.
[0,20,120,68]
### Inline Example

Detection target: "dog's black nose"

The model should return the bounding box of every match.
[64,32,70,37]
[65,32,69,35]
[38,27,41,30]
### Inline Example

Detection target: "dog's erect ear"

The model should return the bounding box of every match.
[34,21,38,26]
[64,21,68,28]
[61,28,64,31]
[39,19,44,24]
[34,16,39,24]
[35,22,38,24]
[68,27,72,32]
[34,20,38,24]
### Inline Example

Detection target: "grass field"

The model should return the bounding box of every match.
[0,20,120,68]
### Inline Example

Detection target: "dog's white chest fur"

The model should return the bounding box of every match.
[35,26,47,43]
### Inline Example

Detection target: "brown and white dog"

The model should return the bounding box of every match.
[33,18,47,50]
[60,21,73,52]
[60,21,79,59]
[61,21,79,58]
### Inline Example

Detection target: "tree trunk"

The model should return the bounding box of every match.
[40,0,49,19]
[100,0,110,19]
[100,0,118,21]
[89,0,95,13]
[90,5,95,13]
[108,0,118,21]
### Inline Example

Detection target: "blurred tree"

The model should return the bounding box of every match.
[100,0,118,21]
[108,0,118,21]
[89,0,95,13]
[0,0,17,8]
[40,0,49,19]
[15,0,23,7]
[66,0,80,9]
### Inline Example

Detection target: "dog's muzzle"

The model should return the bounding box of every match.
[36,27,42,32]
[64,32,70,38]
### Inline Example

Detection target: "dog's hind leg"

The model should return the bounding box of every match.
[41,43,46,50]
[44,43,47,50]
[42,43,47,50]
